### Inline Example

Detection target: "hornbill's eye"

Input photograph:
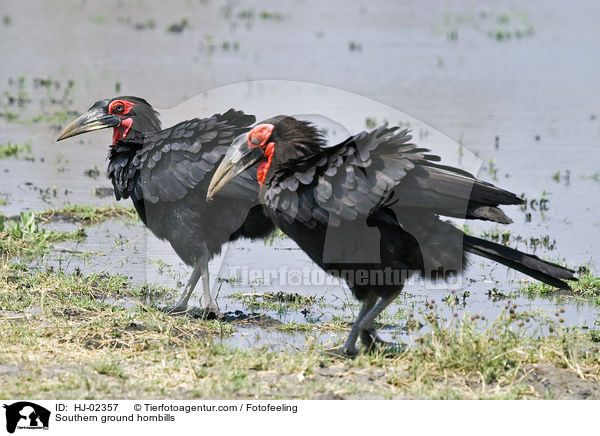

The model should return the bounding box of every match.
[113,104,124,114]
[249,136,261,146]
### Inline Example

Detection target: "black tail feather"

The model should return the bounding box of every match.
[463,235,576,290]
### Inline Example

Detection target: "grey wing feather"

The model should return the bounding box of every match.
[133,110,256,203]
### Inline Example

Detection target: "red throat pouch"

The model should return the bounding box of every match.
[112,118,133,144]
[257,142,275,184]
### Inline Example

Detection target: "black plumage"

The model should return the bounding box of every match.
[209,116,577,354]
[58,97,274,313]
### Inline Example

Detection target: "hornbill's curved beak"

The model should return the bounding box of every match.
[207,133,265,200]
[56,107,120,141]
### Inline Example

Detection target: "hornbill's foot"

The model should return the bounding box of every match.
[159,304,221,320]
[359,327,380,353]
[159,303,190,316]
[323,346,358,358]
[359,327,394,353]
[370,334,406,354]
[359,328,405,354]
[378,341,407,355]
[342,345,359,357]
[199,303,221,320]
[181,305,221,320]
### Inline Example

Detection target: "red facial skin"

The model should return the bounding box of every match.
[247,124,275,184]
[108,100,136,144]
[112,117,134,143]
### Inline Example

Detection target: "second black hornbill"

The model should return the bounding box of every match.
[207,116,576,354]
[57,97,274,314]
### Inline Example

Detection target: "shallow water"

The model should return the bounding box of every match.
[1,0,599,349]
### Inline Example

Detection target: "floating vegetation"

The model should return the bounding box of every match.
[522,269,600,303]
[520,192,549,213]
[364,116,392,130]
[552,170,570,184]
[584,172,600,183]
[256,10,284,21]
[21,182,58,203]
[0,76,76,126]
[436,9,535,43]
[441,290,471,307]
[200,34,239,54]
[229,291,325,313]
[0,110,18,121]
[276,320,347,332]
[348,41,363,52]
[479,227,556,252]
[483,158,499,180]
[486,287,520,302]
[447,29,458,41]
[481,228,512,245]
[133,19,156,31]
[28,109,79,124]
[83,166,101,179]
[89,15,107,25]
[222,6,284,22]
[167,18,189,33]
[0,140,31,159]
[517,234,556,252]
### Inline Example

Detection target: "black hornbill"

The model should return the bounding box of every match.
[57,97,274,314]
[207,116,577,355]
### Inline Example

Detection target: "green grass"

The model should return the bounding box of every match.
[38,204,138,224]
[522,270,600,302]
[0,140,31,159]
[413,309,542,385]
[264,228,288,245]
[228,291,326,313]
[276,320,348,332]
[435,9,535,44]
[1,263,599,399]
[27,109,79,124]
[0,212,86,258]
[0,264,239,398]
[479,226,556,251]
[0,111,19,122]
[0,208,599,399]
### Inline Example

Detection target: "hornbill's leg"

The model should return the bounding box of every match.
[200,261,219,316]
[358,289,402,353]
[168,262,203,314]
[342,293,378,356]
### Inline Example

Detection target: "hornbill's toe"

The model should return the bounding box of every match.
[158,304,221,320]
